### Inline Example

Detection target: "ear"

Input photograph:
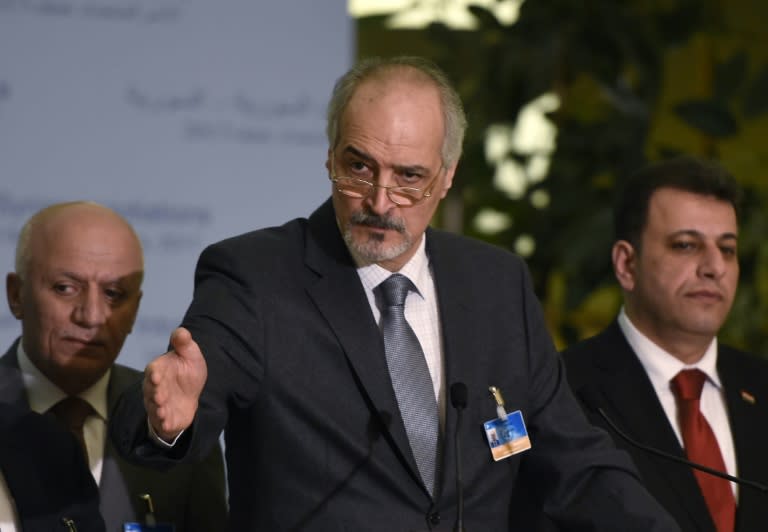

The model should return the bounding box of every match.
[612,240,637,292]
[6,273,23,319]
[437,162,458,199]
[325,149,333,173]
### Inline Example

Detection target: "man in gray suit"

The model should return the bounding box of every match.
[2,201,227,531]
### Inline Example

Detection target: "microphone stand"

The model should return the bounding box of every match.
[593,403,768,492]
[450,382,468,532]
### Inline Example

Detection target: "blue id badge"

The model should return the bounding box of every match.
[483,409,532,461]
[123,524,174,532]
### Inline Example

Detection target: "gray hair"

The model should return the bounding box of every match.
[326,56,467,168]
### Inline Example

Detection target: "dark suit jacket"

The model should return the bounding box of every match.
[0,343,228,532]
[111,198,679,531]
[0,402,106,532]
[562,320,768,532]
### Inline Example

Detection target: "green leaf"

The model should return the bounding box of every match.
[714,52,747,100]
[743,63,768,116]
[673,100,739,138]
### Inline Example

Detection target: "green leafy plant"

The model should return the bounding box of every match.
[357,0,768,354]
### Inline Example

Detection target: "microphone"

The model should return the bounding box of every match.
[450,382,468,532]
[578,387,768,493]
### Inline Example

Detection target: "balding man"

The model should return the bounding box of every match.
[1,202,227,531]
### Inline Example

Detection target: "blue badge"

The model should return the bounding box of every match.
[483,409,532,461]
[123,524,174,532]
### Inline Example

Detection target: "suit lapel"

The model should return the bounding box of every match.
[717,349,768,531]
[0,340,29,408]
[590,323,713,530]
[425,232,477,504]
[427,233,478,394]
[719,349,760,480]
[592,326,682,453]
[0,407,44,520]
[302,200,423,489]
[101,366,143,526]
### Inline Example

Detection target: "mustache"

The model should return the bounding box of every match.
[350,211,405,233]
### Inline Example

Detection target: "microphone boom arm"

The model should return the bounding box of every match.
[594,405,768,493]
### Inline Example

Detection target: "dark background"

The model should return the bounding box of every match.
[356,0,768,355]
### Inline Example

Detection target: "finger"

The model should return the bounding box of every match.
[144,363,170,406]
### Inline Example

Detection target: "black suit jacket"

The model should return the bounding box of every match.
[111,198,679,531]
[562,320,768,532]
[0,402,106,532]
[0,343,228,532]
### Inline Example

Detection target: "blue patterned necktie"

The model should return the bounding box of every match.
[377,273,439,495]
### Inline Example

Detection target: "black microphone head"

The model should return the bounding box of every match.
[450,382,468,409]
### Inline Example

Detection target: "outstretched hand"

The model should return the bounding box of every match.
[143,327,208,441]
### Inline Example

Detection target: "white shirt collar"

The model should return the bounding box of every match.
[16,342,110,420]
[617,306,721,389]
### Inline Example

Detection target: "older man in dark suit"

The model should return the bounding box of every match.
[562,157,768,532]
[3,201,227,531]
[110,56,680,531]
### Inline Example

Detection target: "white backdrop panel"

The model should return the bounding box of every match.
[0,0,353,368]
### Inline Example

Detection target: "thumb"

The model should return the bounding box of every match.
[169,327,198,359]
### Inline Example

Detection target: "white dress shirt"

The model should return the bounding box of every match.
[0,471,18,532]
[17,342,110,485]
[355,235,446,427]
[618,308,737,497]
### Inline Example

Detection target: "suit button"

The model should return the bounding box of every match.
[428,512,440,525]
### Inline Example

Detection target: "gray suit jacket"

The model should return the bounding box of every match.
[0,341,228,532]
[562,321,768,532]
[111,198,679,531]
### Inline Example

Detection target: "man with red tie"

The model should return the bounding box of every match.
[562,156,768,531]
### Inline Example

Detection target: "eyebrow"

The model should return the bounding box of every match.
[669,229,738,241]
[53,271,132,285]
[341,146,433,175]
[52,271,86,283]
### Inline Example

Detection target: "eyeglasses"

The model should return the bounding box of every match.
[329,159,443,207]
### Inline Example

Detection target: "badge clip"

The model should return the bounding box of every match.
[489,386,508,420]
[140,494,156,527]
[123,493,175,531]
[483,385,532,461]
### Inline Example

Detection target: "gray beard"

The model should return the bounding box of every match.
[343,211,411,265]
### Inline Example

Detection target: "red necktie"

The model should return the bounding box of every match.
[671,369,735,532]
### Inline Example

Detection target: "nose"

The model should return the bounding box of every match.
[698,243,727,280]
[364,179,397,214]
[73,288,108,328]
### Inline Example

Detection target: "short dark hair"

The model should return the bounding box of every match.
[614,156,742,249]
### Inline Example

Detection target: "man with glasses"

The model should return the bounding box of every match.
[111,56,679,531]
